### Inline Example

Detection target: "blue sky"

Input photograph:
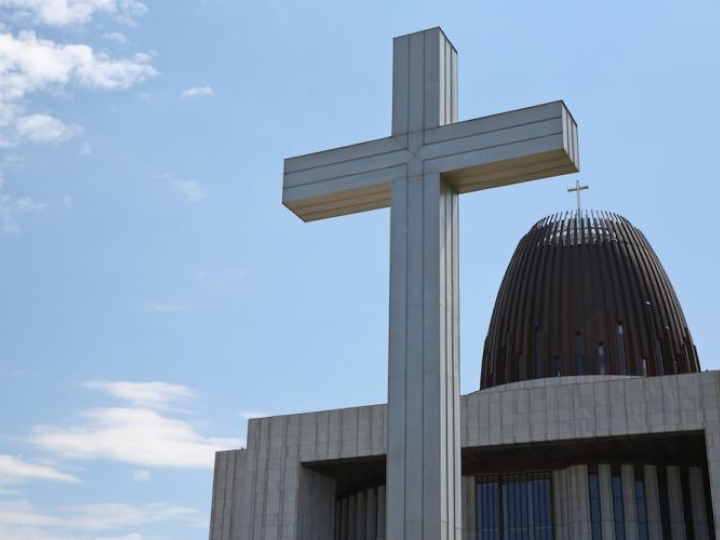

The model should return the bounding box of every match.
[0,0,718,538]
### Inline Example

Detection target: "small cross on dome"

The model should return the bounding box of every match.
[567,179,590,212]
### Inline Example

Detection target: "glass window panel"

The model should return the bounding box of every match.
[618,324,629,375]
[477,472,553,540]
[534,327,542,378]
[635,475,648,540]
[576,334,584,375]
[612,473,626,540]
[588,471,602,540]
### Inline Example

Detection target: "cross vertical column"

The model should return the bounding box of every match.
[386,28,461,540]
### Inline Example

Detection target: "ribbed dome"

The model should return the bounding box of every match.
[480,211,700,389]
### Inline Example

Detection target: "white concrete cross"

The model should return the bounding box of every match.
[283,27,579,540]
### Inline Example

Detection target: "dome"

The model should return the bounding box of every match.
[480,211,700,389]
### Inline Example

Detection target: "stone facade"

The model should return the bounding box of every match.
[209,372,720,540]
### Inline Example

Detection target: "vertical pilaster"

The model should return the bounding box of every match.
[622,465,639,540]
[575,465,592,540]
[667,466,687,539]
[598,465,615,540]
[461,476,476,540]
[387,172,459,540]
[689,467,710,540]
[644,465,663,539]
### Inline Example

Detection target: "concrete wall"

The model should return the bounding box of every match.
[209,371,720,540]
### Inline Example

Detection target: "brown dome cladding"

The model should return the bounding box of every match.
[480,211,700,389]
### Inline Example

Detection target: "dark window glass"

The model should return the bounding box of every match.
[576,334,584,375]
[657,467,672,540]
[598,344,606,375]
[612,472,626,540]
[477,472,553,540]
[680,467,696,540]
[554,356,561,377]
[477,478,500,540]
[656,339,665,376]
[534,327,542,378]
[635,470,649,540]
[589,471,602,540]
[618,324,629,375]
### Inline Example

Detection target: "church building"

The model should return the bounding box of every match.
[208,28,719,540]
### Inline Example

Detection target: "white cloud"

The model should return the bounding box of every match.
[84,381,195,410]
[0,455,81,484]
[0,30,157,94]
[30,381,242,468]
[0,0,147,27]
[16,113,81,143]
[0,499,195,540]
[181,85,213,99]
[102,31,128,44]
[0,28,157,144]
[131,469,150,482]
[0,174,49,233]
[173,180,206,203]
[31,407,242,468]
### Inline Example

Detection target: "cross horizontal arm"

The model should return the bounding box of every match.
[422,101,579,192]
[283,136,410,222]
[282,100,579,222]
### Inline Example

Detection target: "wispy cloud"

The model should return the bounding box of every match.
[195,269,247,291]
[15,114,81,143]
[0,174,50,233]
[0,455,81,484]
[131,469,150,482]
[0,499,197,540]
[83,381,195,410]
[0,0,147,27]
[173,180,206,203]
[102,31,128,45]
[181,85,213,99]
[144,302,188,313]
[30,381,242,468]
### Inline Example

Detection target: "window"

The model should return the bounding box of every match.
[598,344,606,375]
[476,472,553,540]
[588,470,602,540]
[477,477,500,540]
[612,471,626,540]
[656,339,665,376]
[618,324,629,375]
[554,355,561,377]
[534,327,542,378]
[635,470,649,540]
[576,334,584,375]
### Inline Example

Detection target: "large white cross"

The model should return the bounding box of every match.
[283,27,579,540]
